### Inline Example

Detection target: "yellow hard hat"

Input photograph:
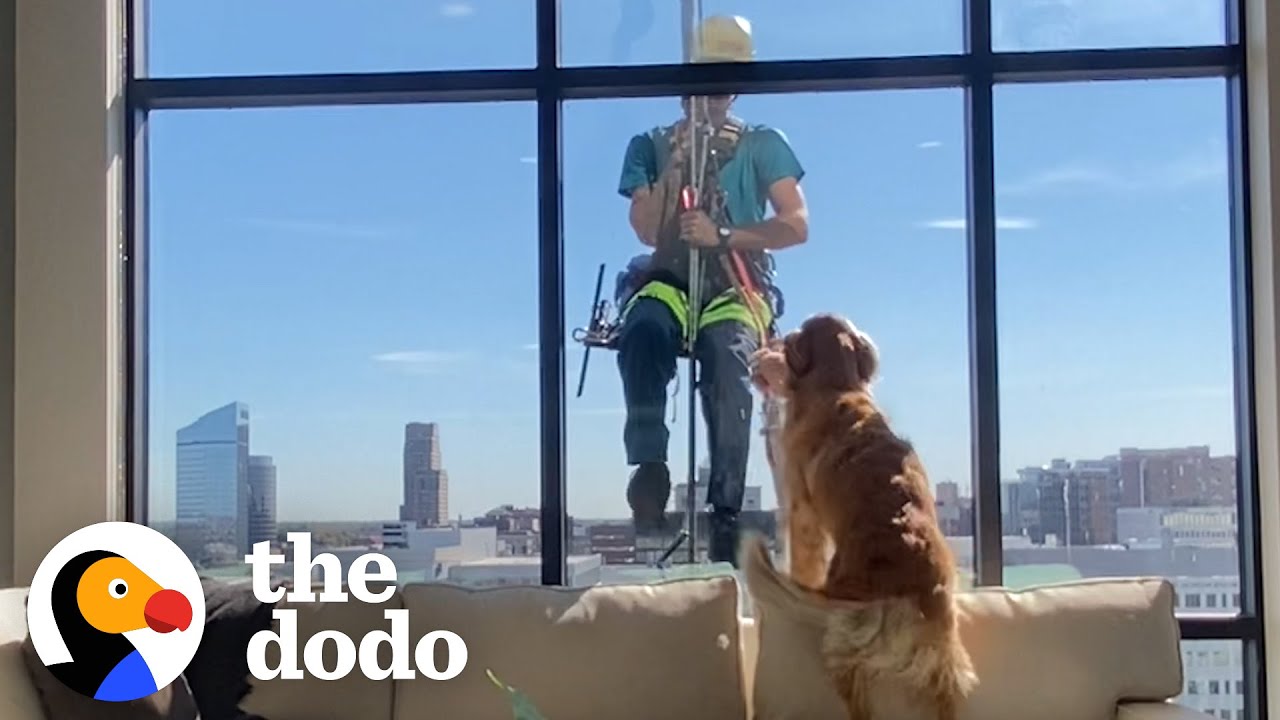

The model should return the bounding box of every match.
[691,15,754,63]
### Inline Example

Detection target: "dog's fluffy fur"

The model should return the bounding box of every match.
[749,314,977,720]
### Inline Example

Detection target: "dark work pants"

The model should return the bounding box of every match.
[616,296,758,514]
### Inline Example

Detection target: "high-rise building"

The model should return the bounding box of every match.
[248,454,278,548]
[1020,458,1118,546]
[1022,463,1065,544]
[1002,479,1041,539]
[401,422,448,527]
[1072,460,1119,545]
[176,402,250,564]
[934,481,964,536]
[1115,446,1236,508]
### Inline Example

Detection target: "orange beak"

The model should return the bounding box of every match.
[143,588,192,633]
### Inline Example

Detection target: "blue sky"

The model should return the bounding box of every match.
[144,0,1236,523]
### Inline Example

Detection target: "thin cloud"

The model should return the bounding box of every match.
[999,151,1226,197]
[371,350,469,375]
[521,343,539,351]
[917,141,943,150]
[519,156,538,165]
[440,2,474,18]
[921,219,967,230]
[239,217,397,240]
[372,351,466,363]
[997,217,1038,230]
[919,217,1039,231]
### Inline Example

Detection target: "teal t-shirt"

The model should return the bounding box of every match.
[617,122,805,227]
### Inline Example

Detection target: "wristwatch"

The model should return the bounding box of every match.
[717,225,732,248]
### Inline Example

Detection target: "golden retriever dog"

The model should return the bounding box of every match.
[748,313,977,720]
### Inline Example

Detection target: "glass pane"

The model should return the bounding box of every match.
[995,79,1239,612]
[1176,641,1248,719]
[992,0,1225,52]
[564,89,972,592]
[560,1,963,66]
[146,0,535,77]
[147,104,540,588]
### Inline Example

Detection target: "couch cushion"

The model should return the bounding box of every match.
[0,589,53,720]
[746,549,1183,720]
[394,576,747,720]
[239,584,402,720]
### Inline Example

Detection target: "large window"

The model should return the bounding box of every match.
[145,105,541,585]
[996,78,1239,590]
[127,0,1263,715]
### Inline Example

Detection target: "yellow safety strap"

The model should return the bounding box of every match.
[623,280,771,344]
[699,291,772,336]
[624,281,690,339]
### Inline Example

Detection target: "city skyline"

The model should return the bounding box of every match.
[154,397,1240,525]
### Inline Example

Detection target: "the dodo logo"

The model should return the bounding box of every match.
[26,522,206,702]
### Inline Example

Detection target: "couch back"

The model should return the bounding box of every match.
[0,588,46,720]
[744,576,1185,720]
[240,575,748,720]
[0,574,1185,720]
[239,575,1185,720]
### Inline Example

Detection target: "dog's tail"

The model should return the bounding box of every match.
[739,532,889,667]
[739,532,848,624]
[740,533,979,717]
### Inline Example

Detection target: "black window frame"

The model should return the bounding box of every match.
[120,1,1267,717]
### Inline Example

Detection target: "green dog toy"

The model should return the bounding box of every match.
[486,669,550,720]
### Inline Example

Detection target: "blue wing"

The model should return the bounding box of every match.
[94,649,159,702]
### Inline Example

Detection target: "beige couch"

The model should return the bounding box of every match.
[0,574,1212,719]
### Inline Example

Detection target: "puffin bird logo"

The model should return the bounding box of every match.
[26,522,206,703]
[47,550,193,700]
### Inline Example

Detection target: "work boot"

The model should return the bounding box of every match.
[708,508,740,567]
[628,462,671,535]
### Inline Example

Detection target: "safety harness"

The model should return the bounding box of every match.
[617,115,785,353]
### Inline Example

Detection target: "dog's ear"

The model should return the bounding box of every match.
[842,328,879,386]
[783,329,812,378]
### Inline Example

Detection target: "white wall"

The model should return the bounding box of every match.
[1247,0,1280,715]
[0,0,17,589]
[10,0,125,585]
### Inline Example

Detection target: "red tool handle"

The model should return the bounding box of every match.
[731,252,757,295]
[681,187,697,211]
